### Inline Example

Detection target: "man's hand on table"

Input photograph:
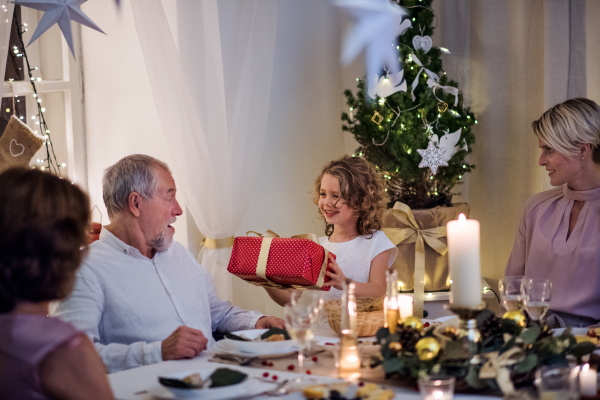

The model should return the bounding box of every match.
[161,326,208,361]
[256,316,286,329]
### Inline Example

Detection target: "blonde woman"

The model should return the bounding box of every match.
[506,98,600,327]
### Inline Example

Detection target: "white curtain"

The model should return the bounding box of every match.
[130,0,277,300]
[431,0,598,288]
[0,1,14,96]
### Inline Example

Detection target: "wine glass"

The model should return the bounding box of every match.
[283,302,316,375]
[498,276,524,312]
[290,291,324,368]
[523,278,552,324]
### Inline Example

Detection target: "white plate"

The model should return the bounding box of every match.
[552,328,589,337]
[225,329,296,355]
[212,338,296,358]
[154,369,266,399]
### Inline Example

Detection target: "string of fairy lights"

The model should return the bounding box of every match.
[10,7,62,175]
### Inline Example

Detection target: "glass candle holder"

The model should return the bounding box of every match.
[418,374,456,400]
[535,365,579,400]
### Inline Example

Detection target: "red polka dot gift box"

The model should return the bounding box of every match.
[227,234,334,291]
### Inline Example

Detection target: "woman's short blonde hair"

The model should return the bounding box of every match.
[312,156,387,238]
[532,98,600,163]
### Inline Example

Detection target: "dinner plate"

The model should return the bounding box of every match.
[223,329,297,355]
[212,338,296,358]
[153,369,268,399]
[552,328,589,337]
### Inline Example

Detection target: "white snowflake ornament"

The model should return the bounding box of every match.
[417,140,448,175]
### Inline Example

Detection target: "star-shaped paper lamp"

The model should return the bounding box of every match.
[12,0,105,57]
[417,140,448,175]
[335,0,409,79]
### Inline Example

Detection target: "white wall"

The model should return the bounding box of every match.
[81,0,349,315]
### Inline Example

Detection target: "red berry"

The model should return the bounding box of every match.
[306,370,312,374]
[268,362,274,367]
[262,372,269,377]
[287,365,295,371]
[358,382,364,387]
[424,322,430,328]
[261,360,268,366]
[312,356,318,362]
[272,375,278,381]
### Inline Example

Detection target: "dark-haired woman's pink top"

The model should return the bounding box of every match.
[506,184,600,321]
[0,313,82,400]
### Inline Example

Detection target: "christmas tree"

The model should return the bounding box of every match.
[342,0,476,210]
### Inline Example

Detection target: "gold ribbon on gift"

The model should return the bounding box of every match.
[243,230,328,290]
[203,236,235,249]
[382,202,448,318]
[478,347,524,394]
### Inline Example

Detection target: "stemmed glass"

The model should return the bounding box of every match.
[498,276,524,312]
[523,278,552,324]
[290,291,324,369]
[283,300,318,375]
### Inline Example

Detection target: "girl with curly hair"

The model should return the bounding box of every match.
[265,156,397,308]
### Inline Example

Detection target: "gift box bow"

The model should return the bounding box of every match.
[240,230,330,290]
[382,202,448,318]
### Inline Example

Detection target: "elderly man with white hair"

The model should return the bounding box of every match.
[54,154,284,373]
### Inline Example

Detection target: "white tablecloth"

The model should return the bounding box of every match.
[108,325,500,400]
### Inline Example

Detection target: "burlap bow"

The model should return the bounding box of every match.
[382,202,448,318]
[243,230,328,290]
[478,347,524,394]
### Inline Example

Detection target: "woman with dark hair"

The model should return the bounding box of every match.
[506,98,600,328]
[0,168,114,399]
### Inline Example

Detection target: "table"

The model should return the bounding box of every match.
[108,325,500,400]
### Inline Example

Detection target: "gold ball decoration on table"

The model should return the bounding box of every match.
[388,341,402,351]
[403,316,424,332]
[415,337,440,361]
[502,310,526,328]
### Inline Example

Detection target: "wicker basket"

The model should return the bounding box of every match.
[324,297,384,337]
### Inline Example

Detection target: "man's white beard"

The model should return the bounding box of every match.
[150,218,176,252]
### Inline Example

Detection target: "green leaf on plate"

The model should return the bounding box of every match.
[209,368,248,388]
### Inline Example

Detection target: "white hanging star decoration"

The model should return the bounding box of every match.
[12,0,105,57]
[334,0,410,79]
[417,139,448,175]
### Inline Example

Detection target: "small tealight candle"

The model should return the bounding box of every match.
[580,364,597,396]
[418,374,455,400]
[397,294,413,321]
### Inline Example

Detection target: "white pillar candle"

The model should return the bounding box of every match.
[446,214,482,308]
[580,364,597,396]
[397,294,413,320]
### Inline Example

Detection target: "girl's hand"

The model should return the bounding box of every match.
[323,253,347,290]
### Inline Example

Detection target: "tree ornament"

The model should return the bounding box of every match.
[368,69,407,99]
[431,128,465,163]
[334,0,410,80]
[412,34,432,53]
[437,102,448,114]
[502,310,526,328]
[416,337,440,361]
[417,140,448,175]
[403,316,424,332]
[371,110,384,125]
[13,0,105,57]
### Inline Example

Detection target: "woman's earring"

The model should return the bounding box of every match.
[582,157,585,160]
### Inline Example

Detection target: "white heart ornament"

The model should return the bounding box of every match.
[9,139,25,157]
[412,35,432,53]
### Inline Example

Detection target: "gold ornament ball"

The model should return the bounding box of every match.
[416,337,440,361]
[403,316,424,332]
[503,310,526,328]
[388,341,402,351]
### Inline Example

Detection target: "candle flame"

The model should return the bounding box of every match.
[458,213,467,225]
[583,363,590,372]
[433,390,444,399]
